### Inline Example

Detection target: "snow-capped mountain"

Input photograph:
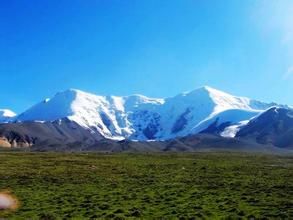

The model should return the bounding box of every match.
[0,109,16,123]
[13,86,280,141]
[16,89,164,140]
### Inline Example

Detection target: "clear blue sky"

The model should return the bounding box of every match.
[1,0,292,113]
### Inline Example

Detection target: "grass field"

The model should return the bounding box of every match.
[0,151,292,219]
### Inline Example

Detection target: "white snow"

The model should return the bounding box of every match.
[0,109,16,123]
[221,120,249,138]
[191,109,260,135]
[0,109,16,117]
[14,86,278,140]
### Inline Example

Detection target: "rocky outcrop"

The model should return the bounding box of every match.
[0,136,33,148]
[0,137,12,148]
[0,118,103,149]
[236,107,293,148]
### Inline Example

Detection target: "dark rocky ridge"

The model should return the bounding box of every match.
[236,107,293,148]
[0,115,291,153]
[0,118,103,150]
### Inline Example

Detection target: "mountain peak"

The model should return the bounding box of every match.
[197,85,215,91]
[181,86,233,98]
[178,86,253,114]
[56,88,87,97]
[0,109,16,117]
[0,109,16,123]
[195,86,233,96]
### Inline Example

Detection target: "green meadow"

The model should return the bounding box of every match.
[0,151,292,219]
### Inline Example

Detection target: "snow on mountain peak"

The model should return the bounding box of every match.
[14,86,279,140]
[174,86,253,114]
[17,89,77,122]
[0,109,16,117]
[0,109,16,123]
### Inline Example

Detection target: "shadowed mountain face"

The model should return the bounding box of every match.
[0,118,290,153]
[236,107,293,149]
[0,119,103,150]
[0,119,165,152]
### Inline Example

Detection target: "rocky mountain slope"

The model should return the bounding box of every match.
[0,118,103,149]
[0,120,282,152]
[236,107,293,149]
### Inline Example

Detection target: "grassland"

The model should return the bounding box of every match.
[0,151,292,219]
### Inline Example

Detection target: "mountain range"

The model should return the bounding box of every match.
[0,86,292,152]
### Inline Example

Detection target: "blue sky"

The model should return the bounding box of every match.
[1,0,292,113]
